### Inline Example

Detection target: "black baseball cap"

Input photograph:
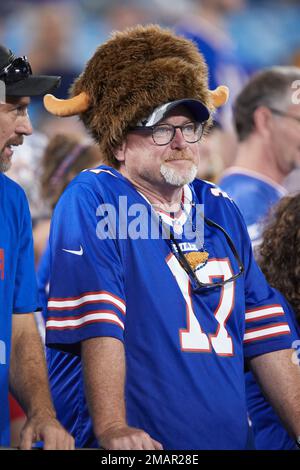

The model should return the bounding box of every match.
[137,99,210,127]
[0,45,61,97]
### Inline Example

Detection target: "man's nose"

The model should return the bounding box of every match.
[170,127,187,149]
[16,113,33,136]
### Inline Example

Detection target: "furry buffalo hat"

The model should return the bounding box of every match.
[44,24,228,167]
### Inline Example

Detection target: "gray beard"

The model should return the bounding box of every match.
[0,158,11,173]
[160,163,197,187]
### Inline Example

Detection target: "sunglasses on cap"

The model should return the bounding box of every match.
[0,55,32,84]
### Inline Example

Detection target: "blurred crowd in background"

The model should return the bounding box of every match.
[1,0,299,232]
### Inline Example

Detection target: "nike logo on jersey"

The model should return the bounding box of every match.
[62,245,83,256]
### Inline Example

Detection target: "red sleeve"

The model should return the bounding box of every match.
[9,394,25,420]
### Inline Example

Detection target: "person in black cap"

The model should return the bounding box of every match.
[0,45,60,170]
[0,44,74,449]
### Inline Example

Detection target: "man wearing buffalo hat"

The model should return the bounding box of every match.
[44,25,300,450]
[0,45,74,449]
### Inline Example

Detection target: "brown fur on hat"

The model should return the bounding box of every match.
[47,25,218,167]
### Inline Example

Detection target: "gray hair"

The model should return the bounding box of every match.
[233,66,300,141]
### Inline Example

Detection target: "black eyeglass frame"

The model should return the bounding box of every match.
[0,55,32,84]
[269,107,300,125]
[168,215,244,292]
[130,121,206,146]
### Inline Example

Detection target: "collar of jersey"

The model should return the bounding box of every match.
[137,184,193,228]
[94,166,195,228]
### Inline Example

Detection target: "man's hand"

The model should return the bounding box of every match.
[250,348,300,440]
[82,338,163,450]
[99,425,163,450]
[19,414,75,450]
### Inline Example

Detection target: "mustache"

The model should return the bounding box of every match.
[164,150,192,162]
[5,137,24,147]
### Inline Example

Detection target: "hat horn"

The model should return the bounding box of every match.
[43,87,228,116]
[210,85,229,108]
[43,91,90,116]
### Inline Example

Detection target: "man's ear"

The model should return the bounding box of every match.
[253,106,273,139]
[114,140,127,162]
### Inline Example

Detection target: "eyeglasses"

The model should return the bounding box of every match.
[269,108,300,125]
[0,56,32,84]
[169,216,244,292]
[130,121,206,146]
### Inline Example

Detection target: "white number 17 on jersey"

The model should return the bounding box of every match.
[167,254,234,356]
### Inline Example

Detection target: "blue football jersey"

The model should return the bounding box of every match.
[0,174,39,446]
[219,168,287,245]
[46,166,295,450]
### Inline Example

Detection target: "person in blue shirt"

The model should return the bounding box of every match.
[219,66,300,247]
[0,44,74,449]
[246,194,300,449]
[44,25,300,450]
[219,68,300,449]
